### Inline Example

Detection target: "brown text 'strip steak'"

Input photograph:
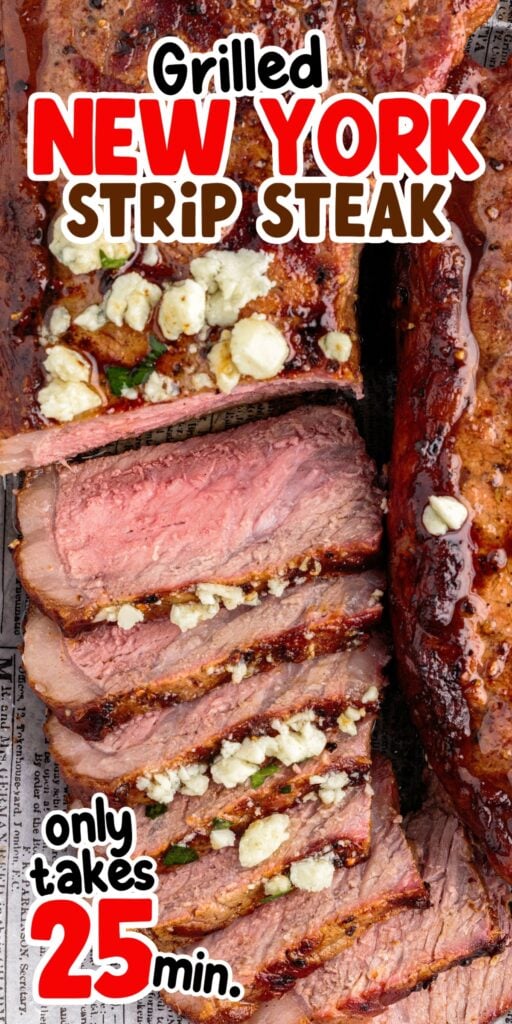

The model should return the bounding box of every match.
[160,759,427,1024]
[47,639,388,804]
[15,406,383,634]
[149,780,372,945]
[23,570,385,738]
[389,61,512,881]
[0,0,495,474]
[248,784,502,1024]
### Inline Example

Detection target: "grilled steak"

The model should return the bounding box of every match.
[160,758,427,1024]
[149,780,372,945]
[0,0,495,475]
[15,406,383,634]
[76,721,374,863]
[388,61,512,881]
[24,570,384,738]
[357,858,512,1024]
[249,786,502,1024]
[47,639,387,803]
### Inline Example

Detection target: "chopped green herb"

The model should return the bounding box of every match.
[261,891,289,903]
[162,845,199,866]
[250,762,280,789]
[105,336,168,397]
[211,818,234,830]
[100,250,128,270]
[145,802,167,819]
[279,785,292,794]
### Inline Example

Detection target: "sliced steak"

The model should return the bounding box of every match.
[48,639,387,804]
[15,406,383,633]
[160,758,427,1024]
[127,721,374,863]
[1,0,495,476]
[249,787,502,1024]
[388,61,512,880]
[355,859,512,1024]
[150,780,372,945]
[25,570,384,738]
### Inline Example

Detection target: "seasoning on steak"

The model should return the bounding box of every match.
[354,857,512,1024]
[74,720,374,864]
[149,780,372,946]
[249,784,502,1024]
[24,569,385,738]
[15,406,383,634]
[388,61,512,881]
[160,758,427,1024]
[47,639,388,804]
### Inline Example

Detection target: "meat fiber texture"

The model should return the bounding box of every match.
[14,405,383,633]
[24,569,385,738]
[74,721,374,863]
[47,639,388,804]
[353,859,512,1024]
[160,758,427,1024]
[388,60,512,882]
[0,0,496,475]
[149,779,372,945]
[248,787,502,1024]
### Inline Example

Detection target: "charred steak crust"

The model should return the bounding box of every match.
[389,61,512,882]
[14,406,384,634]
[23,571,385,739]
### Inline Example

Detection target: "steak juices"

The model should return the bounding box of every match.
[3,2,512,1024]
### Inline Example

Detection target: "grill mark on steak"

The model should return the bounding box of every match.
[249,781,503,1024]
[24,570,385,739]
[0,0,497,474]
[47,639,388,804]
[160,758,427,1024]
[388,61,512,881]
[14,406,384,634]
[147,780,372,945]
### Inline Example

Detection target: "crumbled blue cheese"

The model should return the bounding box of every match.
[229,660,248,685]
[263,874,292,897]
[211,711,326,788]
[318,331,352,363]
[143,371,180,404]
[49,216,134,274]
[230,317,288,380]
[39,306,71,346]
[74,304,108,332]
[196,583,246,611]
[289,854,334,892]
[170,583,258,634]
[207,333,241,394]
[422,495,468,536]
[170,601,218,633]
[271,711,327,766]
[158,279,206,340]
[210,827,236,850]
[190,249,273,328]
[93,603,144,629]
[362,685,379,704]
[238,813,290,868]
[142,243,160,266]
[104,272,162,332]
[136,762,209,804]
[267,577,289,598]
[337,706,367,737]
[311,771,350,806]
[38,344,101,423]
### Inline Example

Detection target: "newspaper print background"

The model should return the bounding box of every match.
[1,6,512,1022]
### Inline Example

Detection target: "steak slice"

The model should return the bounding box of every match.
[160,758,427,1024]
[248,787,502,1024]
[352,859,512,1024]
[150,780,372,946]
[48,639,387,804]
[76,721,374,864]
[25,570,385,738]
[388,61,512,881]
[14,405,383,634]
